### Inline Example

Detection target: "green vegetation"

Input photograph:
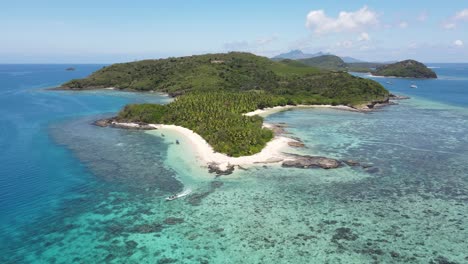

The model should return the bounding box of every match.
[298,55,347,70]
[63,52,315,94]
[117,92,279,156]
[347,62,387,73]
[372,60,437,78]
[63,52,389,157]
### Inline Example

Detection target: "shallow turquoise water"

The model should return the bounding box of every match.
[1,64,467,263]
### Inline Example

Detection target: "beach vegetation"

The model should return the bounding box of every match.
[63,52,389,156]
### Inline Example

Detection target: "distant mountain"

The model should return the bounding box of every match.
[298,55,347,70]
[272,50,330,60]
[372,60,437,78]
[341,56,363,63]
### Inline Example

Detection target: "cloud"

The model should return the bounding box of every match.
[418,11,428,22]
[336,40,353,48]
[399,21,408,28]
[454,9,468,21]
[224,34,278,51]
[358,32,370,41]
[454,40,464,47]
[256,35,279,46]
[408,42,419,49]
[443,9,468,29]
[305,6,378,34]
[443,22,456,29]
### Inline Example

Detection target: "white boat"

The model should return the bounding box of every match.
[410,84,418,88]
[165,189,192,201]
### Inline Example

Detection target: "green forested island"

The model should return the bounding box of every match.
[62,52,389,156]
[297,55,347,70]
[372,60,437,78]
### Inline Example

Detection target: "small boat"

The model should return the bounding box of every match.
[176,140,180,145]
[410,84,418,88]
[165,189,192,201]
[386,81,393,85]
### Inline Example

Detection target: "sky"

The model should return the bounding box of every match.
[1,0,467,63]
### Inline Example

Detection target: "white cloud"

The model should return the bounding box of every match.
[224,34,278,51]
[305,6,378,34]
[454,40,464,47]
[443,22,456,29]
[443,9,468,30]
[256,35,279,46]
[399,21,408,28]
[358,32,370,41]
[418,11,428,22]
[336,40,353,48]
[454,9,468,21]
[408,42,418,49]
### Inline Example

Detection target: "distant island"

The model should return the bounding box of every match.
[65,67,76,71]
[271,49,362,64]
[372,60,437,78]
[297,55,347,71]
[271,50,436,78]
[60,52,389,160]
[272,49,330,60]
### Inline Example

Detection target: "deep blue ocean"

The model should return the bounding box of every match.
[0,64,467,263]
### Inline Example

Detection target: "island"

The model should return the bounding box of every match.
[60,52,390,173]
[297,55,347,71]
[372,59,437,78]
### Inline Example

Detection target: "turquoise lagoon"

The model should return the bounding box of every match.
[0,64,467,263]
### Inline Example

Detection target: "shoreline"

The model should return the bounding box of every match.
[244,104,360,117]
[105,104,369,174]
[95,100,405,174]
[151,124,296,172]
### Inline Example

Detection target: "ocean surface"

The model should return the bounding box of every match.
[0,64,467,263]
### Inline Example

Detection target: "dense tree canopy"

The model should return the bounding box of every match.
[372,60,437,78]
[63,52,389,156]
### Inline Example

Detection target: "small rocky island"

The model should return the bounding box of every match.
[372,60,437,79]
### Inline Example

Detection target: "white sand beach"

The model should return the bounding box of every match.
[111,104,358,172]
[244,104,358,117]
[147,124,295,171]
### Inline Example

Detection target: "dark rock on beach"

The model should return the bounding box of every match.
[282,154,341,169]
[288,141,305,148]
[93,118,113,127]
[92,118,156,130]
[207,162,235,176]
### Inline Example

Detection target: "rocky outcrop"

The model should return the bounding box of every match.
[288,141,305,148]
[92,118,156,130]
[282,155,342,169]
[93,118,113,127]
[342,160,360,166]
[207,162,235,176]
[389,94,410,100]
